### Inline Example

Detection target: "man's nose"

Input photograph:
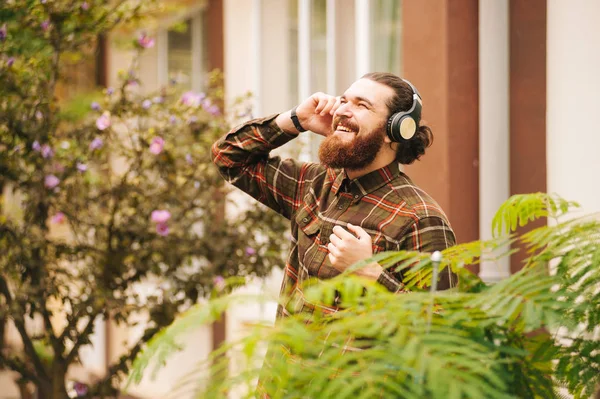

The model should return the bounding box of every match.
[334,102,352,117]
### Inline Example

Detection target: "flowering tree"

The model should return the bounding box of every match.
[0,1,287,398]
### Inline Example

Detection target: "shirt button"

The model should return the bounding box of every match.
[354,194,360,199]
[302,217,309,223]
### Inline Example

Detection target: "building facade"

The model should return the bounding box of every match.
[2,0,600,398]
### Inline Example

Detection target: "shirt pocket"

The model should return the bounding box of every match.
[294,193,322,273]
[295,206,320,236]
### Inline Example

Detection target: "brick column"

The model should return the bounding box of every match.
[509,0,547,273]
[402,1,480,267]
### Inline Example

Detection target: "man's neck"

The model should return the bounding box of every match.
[345,151,397,180]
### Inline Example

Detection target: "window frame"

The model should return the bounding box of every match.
[156,6,206,92]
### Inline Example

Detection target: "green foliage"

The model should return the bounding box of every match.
[0,1,288,398]
[130,193,600,398]
[491,192,580,238]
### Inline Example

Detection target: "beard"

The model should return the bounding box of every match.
[318,119,385,170]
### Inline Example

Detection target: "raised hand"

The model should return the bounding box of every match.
[276,92,341,136]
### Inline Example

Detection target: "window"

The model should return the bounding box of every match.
[370,0,402,75]
[167,19,193,87]
[282,0,403,159]
[158,11,207,91]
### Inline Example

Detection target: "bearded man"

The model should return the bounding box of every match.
[212,72,456,317]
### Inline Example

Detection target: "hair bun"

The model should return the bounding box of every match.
[395,123,433,165]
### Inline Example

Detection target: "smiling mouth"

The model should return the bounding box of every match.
[333,121,358,136]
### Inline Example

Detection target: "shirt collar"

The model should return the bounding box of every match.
[330,162,402,198]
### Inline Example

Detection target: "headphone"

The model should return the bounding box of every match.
[386,79,422,142]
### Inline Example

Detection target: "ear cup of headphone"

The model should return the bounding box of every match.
[387,112,417,142]
[386,79,422,142]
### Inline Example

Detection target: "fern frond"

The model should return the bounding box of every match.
[128,193,600,399]
[466,266,573,332]
[127,293,269,386]
[491,193,580,238]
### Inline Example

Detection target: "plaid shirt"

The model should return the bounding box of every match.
[212,115,456,319]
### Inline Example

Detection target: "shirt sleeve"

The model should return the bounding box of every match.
[377,216,457,293]
[211,114,313,220]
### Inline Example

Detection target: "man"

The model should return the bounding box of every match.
[212,72,455,317]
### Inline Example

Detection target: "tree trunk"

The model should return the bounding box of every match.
[17,380,34,399]
[36,362,68,399]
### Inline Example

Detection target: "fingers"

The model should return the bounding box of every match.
[346,223,371,242]
[319,96,338,116]
[327,242,341,257]
[332,225,356,240]
[313,93,338,115]
[328,253,337,265]
[313,93,329,114]
[330,96,342,115]
[329,233,343,247]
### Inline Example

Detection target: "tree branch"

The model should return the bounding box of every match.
[0,277,49,381]
[57,297,95,345]
[39,297,63,362]
[0,353,42,386]
[64,312,101,365]
[83,325,161,398]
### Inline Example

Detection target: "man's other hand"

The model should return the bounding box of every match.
[328,224,383,280]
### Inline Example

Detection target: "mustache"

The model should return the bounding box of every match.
[332,116,359,132]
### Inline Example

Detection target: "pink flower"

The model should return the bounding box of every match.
[32,141,41,151]
[41,20,50,32]
[44,175,60,189]
[96,112,111,130]
[180,91,205,107]
[213,276,226,291]
[245,247,256,256]
[89,137,103,150]
[51,212,65,224]
[142,99,152,109]
[151,210,171,224]
[202,99,220,116]
[137,33,155,49]
[81,2,89,10]
[205,104,220,116]
[76,162,88,172]
[149,137,164,155]
[185,154,193,164]
[0,24,7,42]
[73,382,88,396]
[156,222,169,236]
[6,57,14,67]
[41,144,54,159]
[91,101,100,111]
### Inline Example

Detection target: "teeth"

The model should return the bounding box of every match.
[337,125,353,132]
